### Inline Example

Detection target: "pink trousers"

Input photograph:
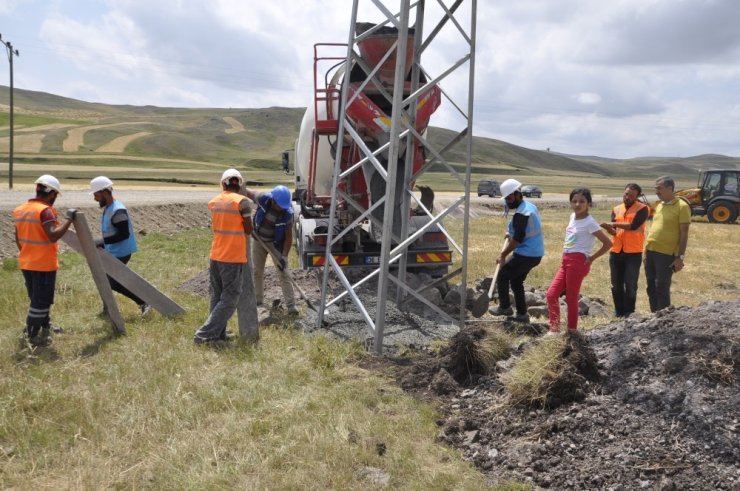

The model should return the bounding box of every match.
[546,253,591,331]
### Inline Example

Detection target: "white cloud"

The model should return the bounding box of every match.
[2,0,740,157]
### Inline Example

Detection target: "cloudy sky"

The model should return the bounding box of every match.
[2,0,740,158]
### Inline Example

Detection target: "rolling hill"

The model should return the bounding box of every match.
[1,85,738,189]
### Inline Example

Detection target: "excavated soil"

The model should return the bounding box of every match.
[364,301,739,490]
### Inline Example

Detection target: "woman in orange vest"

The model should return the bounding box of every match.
[193,169,254,345]
[600,183,649,317]
[13,175,75,346]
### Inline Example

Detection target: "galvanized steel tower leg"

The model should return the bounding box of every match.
[374,0,411,354]
[317,0,477,355]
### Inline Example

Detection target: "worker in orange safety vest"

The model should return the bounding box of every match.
[600,183,650,317]
[13,175,76,346]
[193,169,254,345]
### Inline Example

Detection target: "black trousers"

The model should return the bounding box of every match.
[496,253,542,315]
[609,252,642,316]
[22,270,56,331]
[109,255,145,306]
[644,250,675,313]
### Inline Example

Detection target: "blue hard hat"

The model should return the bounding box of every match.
[272,185,292,209]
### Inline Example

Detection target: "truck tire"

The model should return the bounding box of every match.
[707,200,738,224]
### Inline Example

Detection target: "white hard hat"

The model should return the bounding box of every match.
[90,176,114,194]
[35,174,61,193]
[221,168,243,186]
[500,178,522,199]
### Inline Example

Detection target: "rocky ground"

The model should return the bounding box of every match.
[369,301,739,490]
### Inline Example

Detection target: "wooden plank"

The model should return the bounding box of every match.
[62,230,186,318]
[69,212,126,334]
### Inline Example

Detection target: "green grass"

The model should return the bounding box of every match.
[0,229,489,489]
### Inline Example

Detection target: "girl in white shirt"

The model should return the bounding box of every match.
[546,188,611,334]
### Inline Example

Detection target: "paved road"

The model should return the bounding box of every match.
[0,188,622,211]
[0,188,216,211]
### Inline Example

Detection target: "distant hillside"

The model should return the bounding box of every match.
[2,86,739,183]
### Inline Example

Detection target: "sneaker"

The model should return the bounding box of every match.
[139,304,152,317]
[489,306,514,316]
[545,330,561,336]
[512,312,530,323]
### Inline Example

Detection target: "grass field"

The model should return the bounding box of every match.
[1,205,736,489]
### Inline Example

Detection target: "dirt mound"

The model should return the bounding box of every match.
[375,301,739,489]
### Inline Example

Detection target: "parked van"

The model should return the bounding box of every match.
[477,179,501,197]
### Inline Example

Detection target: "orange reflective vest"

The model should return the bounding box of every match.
[13,199,60,271]
[208,191,248,263]
[611,201,647,254]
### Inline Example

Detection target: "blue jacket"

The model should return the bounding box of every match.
[254,193,293,247]
[507,200,544,257]
[102,199,138,258]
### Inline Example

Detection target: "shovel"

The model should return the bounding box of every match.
[251,233,320,314]
[471,239,509,318]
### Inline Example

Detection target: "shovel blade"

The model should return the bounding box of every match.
[471,292,490,318]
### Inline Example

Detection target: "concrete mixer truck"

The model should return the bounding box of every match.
[292,23,452,275]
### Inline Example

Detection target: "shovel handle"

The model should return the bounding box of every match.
[251,233,310,302]
[486,238,510,297]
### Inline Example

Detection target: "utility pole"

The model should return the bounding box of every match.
[1,33,19,189]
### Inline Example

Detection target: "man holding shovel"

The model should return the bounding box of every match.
[194,169,254,344]
[489,178,544,322]
[242,184,297,315]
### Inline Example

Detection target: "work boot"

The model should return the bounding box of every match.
[26,326,51,347]
[194,337,228,349]
[512,312,530,323]
[489,306,514,316]
[139,303,152,318]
